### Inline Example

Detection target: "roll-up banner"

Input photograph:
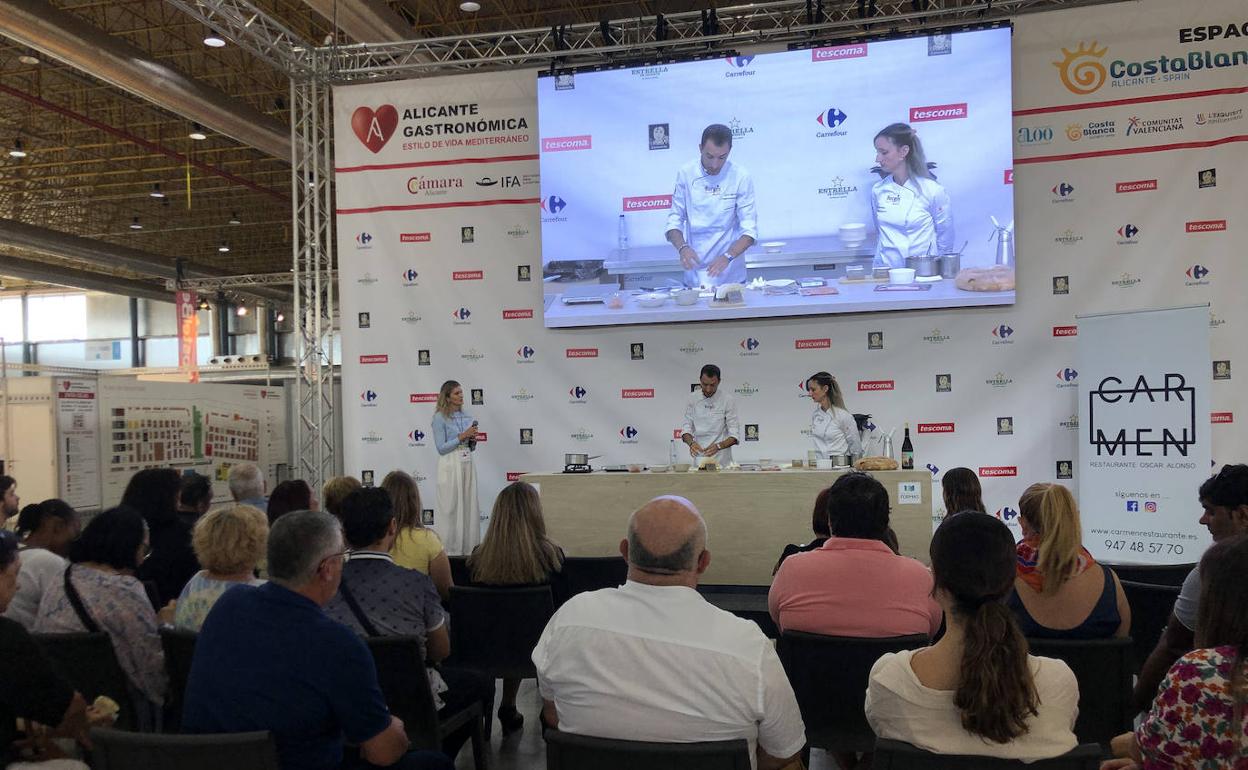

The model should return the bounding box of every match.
[1077,305,1212,564]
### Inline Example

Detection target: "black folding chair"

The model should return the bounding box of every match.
[1103,562,1193,587]
[33,632,139,731]
[159,627,198,731]
[448,555,472,587]
[874,738,1103,769]
[90,727,279,770]
[561,556,627,597]
[365,635,487,770]
[1120,580,1180,675]
[1027,636,1134,744]
[776,631,929,755]
[545,730,751,770]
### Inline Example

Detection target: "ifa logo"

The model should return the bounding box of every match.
[351,105,398,153]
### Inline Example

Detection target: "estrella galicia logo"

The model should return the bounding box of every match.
[996,506,1019,522]
[451,307,471,322]
[360,390,377,405]
[1116,223,1140,244]
[407,429,425,446]
[1090,373,1196,457]
[816,108,849,137]
[992,324,1014,344]
[517,345,535,360]
[1051,182,1075,201]
[541,195,567,214]
[400,268,419,286]
[355,232,373,248]
[619,425,639,443]
[740,337,760,353]
[1185,264,1210,286]
[569,386,588,404]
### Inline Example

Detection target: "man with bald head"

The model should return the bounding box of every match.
[533,496,805,770]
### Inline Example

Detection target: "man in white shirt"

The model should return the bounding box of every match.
[665,124,758,287]
[680,364,741,464]
[533,496,805,770]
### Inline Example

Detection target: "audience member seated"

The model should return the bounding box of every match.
[34,506,169,724]
[123,467,199,607]
[325,488,490,760]
[1103,533,1248,770]
[0,475,21,524]
[772,486,832,574]
[0,529,94,769]
[1133,463,1248,711]
[866,512,1078,761]
[266,479,317,526]
[769,472,942,638]
[323,475,363,521]
[174,505,267,631]
[469,481,568,733]
[534,495,806,770]
[1008,482,1130,639]
[227,463,268,513]
[383,471,452,600]
[4,500,79,628]
[181,510,452,770]
[941,467,986,517]
[176,472,214,527]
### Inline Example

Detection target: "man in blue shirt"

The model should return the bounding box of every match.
[182,510,451,770]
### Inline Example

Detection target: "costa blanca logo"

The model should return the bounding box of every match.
[811,44,867,62]
[565,347,598,358]
[1116,179,1157,193]
[453,270,483,281]
[857,380,895,392]
[1186,220,1227,233]
[923,329,951,344]
[623,195,672,211]
[734,382,759,397]
[1053,325,1078,337]
[918,423,954,434]
[351,105,398,153]
[795,338,830,349]
[981,467,1019,478]
[986,372,1014,388]
[1065,120,1116,141]
[622,389,655,399]
[1053,41,1108,95]
[910,103,967,122]
[542,135,591,152]
[1186,265,1211,286]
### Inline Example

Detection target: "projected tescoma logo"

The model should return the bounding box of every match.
[1089,373,1196,457]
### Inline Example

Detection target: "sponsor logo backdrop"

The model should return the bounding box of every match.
[336,0,1245,558]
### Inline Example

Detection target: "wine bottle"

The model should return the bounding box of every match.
[901,422,914,470]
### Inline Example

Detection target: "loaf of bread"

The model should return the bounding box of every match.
[956,266,1015,292]
[854,456,899,471]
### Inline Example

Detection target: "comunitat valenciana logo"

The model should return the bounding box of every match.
[1054,37,1248,96]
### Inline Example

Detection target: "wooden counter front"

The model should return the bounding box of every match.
[525,469,934,586]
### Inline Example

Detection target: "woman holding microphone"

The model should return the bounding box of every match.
[871,122,955,268]
[807,371,862,459]
[432,379,481,556]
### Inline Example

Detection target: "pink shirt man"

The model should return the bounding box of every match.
[768,538,942,637]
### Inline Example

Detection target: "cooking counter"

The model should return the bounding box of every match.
[523,468,934,586]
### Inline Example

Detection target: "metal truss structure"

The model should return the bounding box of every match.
[168,0,1126,490]
[164,271,324,292]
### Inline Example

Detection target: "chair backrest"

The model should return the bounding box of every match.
[873,738,1103,769]
[448,555,471,587]
[1103,562,1194,587]
[364,635,442,750]
[448,585,554,679]
[1120,580,1181,675]
[776,630,929,753]
[561,556,628,597]
[160,627,198,730]
[545,730,751,770]
[33,632,137,731]
[90,727,280,770]
[1026,636,1133,744]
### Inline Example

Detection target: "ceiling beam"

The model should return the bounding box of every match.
[0,253,172,303]
[302,0,414,43]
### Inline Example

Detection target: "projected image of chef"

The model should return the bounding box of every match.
[665,124,758,287]
[871,122,954,268]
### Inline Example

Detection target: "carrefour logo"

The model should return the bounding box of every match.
[1185,264,1211,286]
[740,337,760,353]
[517,345,535,360]
[992,324,1014,344]
[451,307,471,321]
[541,195,567,214]
[996,506,1020,522]
[1052,182,1074,199]
[400,268,419,285]
[569,386,587,402]
[816,108,848,128]
[1057,367,1079,382]
[620,426,639,442]
[408,429,425,444]
[360,390,378,403]
[1116,223,1140,243]
[355,232,373,247]
[726,55,755,68]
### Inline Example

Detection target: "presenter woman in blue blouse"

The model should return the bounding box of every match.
[432,380,481,556]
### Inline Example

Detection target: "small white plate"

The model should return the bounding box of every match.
[761,241,787,253]
[765,279,796,288]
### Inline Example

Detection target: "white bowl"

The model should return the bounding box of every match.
[674,288,700,306]
[840,223,866,238]
[673,463,692,473]
[889,268,916,285]
[761,241,786,253]
[650,465,670,473]
[636,292,668,308]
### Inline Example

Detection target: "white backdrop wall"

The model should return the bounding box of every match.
[336,0,1246,560]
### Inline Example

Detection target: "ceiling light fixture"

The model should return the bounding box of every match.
[236,305,248,316]
[203,34,227,48]
[228,211,241,225]
[197,298,212,310]
[218,242,230,253]
[9,139,26,158]
[275,311,285,323]
[460,1,481,11]
[18,54,39,66]
[150,183,165,198]
[188,122,207,140]
[129,217,142,230]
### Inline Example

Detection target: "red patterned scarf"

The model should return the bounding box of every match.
[1015,537,1095,593]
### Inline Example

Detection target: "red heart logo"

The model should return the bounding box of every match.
[351,105,398,154]
[62,380,71,390]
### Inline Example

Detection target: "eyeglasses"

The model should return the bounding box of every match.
[320,550,348,569]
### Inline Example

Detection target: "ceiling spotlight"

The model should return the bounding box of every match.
[203,34,227,48]
[275,311,285,323]
[129,217,142,230]
[150,182,165,198]
[9,139,26,159]
[228,211,241,225]
[460,1,481,11]
[197,298,212,310]
[188,123,207,141]
[18,54,39,66]
[236,305,248,316]
[217,241,230,253]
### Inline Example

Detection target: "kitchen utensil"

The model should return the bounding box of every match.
[940,254,961,278]
[874,283,931,291]
[880,429,896,460]
[830,454,853,468]
[636,292,668,308]
[807,449,820,466]
[564,453,602,466]
[674,288,700,305]
[889,268,916,284]
[990,216,1015,267]
[913,256,940,277]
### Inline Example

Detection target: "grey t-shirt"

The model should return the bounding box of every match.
[1173,563,1201,631]
[2,547,65,628]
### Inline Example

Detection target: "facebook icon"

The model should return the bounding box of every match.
[1126,500,1139,512]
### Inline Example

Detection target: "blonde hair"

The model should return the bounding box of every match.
[435,380,461,417]
[468,482,562,585]
[191,505,268,575]
[322,475,362,519]
[381,470,423,532]
[1018,482,1084,595]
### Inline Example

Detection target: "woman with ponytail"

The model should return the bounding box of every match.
[870,122,955,269]
[866,512,1079,759]
[1009,482,1130,639]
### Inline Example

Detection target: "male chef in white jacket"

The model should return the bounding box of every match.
[680,364,741,463]
[665,124,758,288]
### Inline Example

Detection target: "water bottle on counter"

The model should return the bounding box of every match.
[669,439,679,467]
[617,214,629,254]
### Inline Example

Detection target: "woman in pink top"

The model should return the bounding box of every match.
[768,472,942,638]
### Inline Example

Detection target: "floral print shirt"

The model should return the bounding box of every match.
[1138,645,1248,769]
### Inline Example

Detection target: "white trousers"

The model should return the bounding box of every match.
[436,448,480,556]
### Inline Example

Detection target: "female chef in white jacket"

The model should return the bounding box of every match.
[807,371,862,458]
[871,122,954,268]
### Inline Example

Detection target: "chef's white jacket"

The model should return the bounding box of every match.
[871,174,954,268]
[666,158,758,287]
[810,405,863,457]
[682,389,740,464]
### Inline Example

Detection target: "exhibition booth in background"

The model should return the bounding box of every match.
[336,0,1247,567]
